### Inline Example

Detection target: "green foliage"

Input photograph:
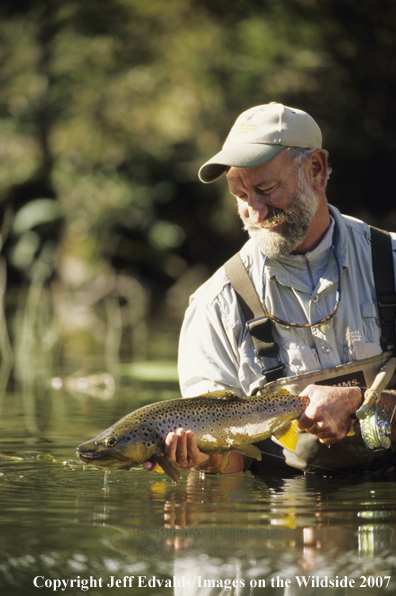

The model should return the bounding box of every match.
[0,0,395,299]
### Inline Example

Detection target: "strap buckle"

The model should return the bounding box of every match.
[246,316,285,382]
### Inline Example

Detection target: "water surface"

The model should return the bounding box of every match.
[1,370,396,596]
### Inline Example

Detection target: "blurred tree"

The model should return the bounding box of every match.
[0,0,394,309]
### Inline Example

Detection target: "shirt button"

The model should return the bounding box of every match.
[322,345,331,354]
[312,295,319,303]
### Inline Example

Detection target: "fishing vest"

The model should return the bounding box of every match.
[224,226,396,474]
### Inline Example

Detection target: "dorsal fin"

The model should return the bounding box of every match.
[275,388,292,396]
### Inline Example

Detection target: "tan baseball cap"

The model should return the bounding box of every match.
[198,102,322,183]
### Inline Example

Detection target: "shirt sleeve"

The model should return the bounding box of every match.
[177,278,245,398]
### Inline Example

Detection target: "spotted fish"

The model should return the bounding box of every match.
[76,389,309,482]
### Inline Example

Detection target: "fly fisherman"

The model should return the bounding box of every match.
[144,103,396,476]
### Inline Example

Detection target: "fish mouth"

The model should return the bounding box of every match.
[76,448,130,470]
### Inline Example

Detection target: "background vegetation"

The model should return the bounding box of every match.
[0,0,395,365]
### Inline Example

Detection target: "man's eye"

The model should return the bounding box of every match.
[260,185,276,194]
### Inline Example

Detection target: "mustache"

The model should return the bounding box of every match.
[262,206,285,227]
[243,206,285,232]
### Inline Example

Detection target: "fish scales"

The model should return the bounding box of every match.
[132,394,304,447]
[77,389,309,482]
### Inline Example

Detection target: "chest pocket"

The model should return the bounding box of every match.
[361,301,381,347]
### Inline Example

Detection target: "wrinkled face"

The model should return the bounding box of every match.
[76,424,161,471]
[227,151,320,258]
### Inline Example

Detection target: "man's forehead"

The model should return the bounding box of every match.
[226,151,294,188]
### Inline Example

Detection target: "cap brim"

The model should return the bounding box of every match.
[198,143,284,183]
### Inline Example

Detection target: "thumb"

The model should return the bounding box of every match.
[142,461,158,472]
[297,411,315,432]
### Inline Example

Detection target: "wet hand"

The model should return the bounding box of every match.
[164,428,213,470]
[142,428,212,473]
[142,428,245,475]
[297,385,362,444]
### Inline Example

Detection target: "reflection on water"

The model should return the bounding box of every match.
[1,374,396,595]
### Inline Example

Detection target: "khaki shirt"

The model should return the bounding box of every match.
[178,206,396,398]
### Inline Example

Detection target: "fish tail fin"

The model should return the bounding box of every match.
[273,420,300,451]
[153,454,180,483]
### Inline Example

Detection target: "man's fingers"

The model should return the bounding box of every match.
[142,461,157,472]
[297,412,316,432]
[165,428,196,470]
[143,428,212,474]
[165,431,179,460]
[175,428,189,468]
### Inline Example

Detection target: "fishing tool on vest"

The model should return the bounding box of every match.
[355,357,396,451]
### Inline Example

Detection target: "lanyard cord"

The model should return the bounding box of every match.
[261,225,341,328]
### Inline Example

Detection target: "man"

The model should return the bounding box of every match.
[144,102,396,476]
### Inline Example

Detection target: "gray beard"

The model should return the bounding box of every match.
[240,174,319,258]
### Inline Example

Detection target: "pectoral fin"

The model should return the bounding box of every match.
[346,426,355,437]
[221,452,230,472]
[233,444,262,461]
[153,454,180,483]
[273,420,300,451]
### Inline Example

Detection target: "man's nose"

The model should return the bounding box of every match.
[247,195,269,224]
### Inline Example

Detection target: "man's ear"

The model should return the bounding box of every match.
[307,149,328,191]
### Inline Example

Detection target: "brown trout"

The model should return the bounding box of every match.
[76,389,309,482]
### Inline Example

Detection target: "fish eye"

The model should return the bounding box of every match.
[105,437,117,448]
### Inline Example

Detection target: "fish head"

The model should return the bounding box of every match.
[76,423,162,471]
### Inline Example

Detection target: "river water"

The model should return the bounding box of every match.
[1,355,396,596]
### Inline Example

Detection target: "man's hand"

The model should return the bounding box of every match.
[297,385,362,444]
[142,428,245,474]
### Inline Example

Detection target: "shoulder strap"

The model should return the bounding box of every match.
[224,227,396,381]
[370,226,396,353]
[224,253,285,383]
